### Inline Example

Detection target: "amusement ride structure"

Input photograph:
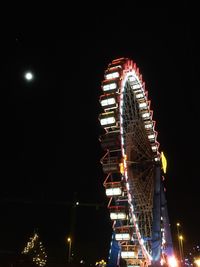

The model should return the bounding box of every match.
[98,58,175,267]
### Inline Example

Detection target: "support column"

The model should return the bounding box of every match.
[107,232,120,267]
[151,165,162,267]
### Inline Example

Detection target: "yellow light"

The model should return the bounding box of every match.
[161,151,167,173]
[194,258,200,267]
[67,237,71,242]
[179,235,183,240]
[95,259,107,266]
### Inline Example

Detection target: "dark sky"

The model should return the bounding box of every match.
[0,3,199,266]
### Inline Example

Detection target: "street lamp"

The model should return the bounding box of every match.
[176,223,182,264]
[67,237,72,263]
[179,235,184,265]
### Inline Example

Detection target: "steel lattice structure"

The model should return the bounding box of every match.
[98,58,174,267]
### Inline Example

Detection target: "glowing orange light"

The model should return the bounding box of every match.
[194,258,200,267]
[120,163,124,174]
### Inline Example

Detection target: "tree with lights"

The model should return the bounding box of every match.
[22,231,47,266]
[95,259,107,267]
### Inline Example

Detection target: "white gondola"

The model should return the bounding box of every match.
[100,94,118,110]
[131,83,141,90]
[151,144,157,152]
[114,226,133,241]
[105,181,122,197]
[135,92,145,99]
[106,187,122,197]
[138,101,148,110]
[102,81,118,92]
[141,111,151,120]
[100,131,121,151]
[109,206,127,220]
[105,68,121,80]
[144,120,154,129]
[126,259,141,267]
[148,134,155,142]
[101,156,121,174]
[121,245,138,259]
[108,62,123,70]
[99,111,118,128]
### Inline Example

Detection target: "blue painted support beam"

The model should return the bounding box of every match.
[107,232,120,267]
[161,182,174,257]
[151,165,162,267]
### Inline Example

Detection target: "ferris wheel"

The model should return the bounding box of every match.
[98,58,174,267]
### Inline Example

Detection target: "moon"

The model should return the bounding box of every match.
[24,71,33,81]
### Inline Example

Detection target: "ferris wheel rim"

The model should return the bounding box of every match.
[99,57,163,266]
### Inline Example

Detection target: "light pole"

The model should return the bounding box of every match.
[179,235,184,266]
[67,237,72,263]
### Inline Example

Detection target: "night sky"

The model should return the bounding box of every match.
[0,3,199,266]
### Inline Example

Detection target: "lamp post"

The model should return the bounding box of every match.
[179,235,184,266]
[176,223,182,264]
[67,237,72,263]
